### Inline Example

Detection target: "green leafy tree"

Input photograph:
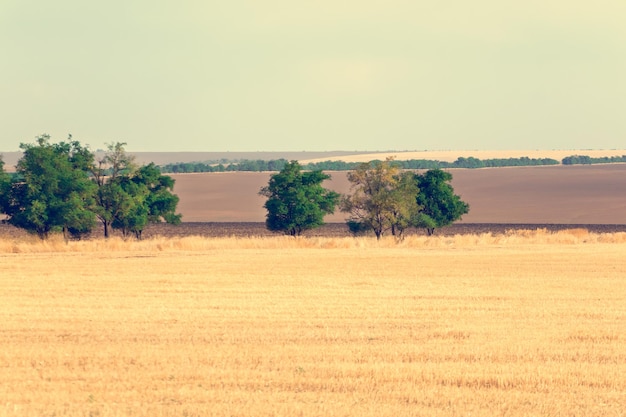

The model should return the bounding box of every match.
[109,175,148,239]
[340,158,419,240]
[413,169,469,235]
[92,144,181,239]
[0,157,12,213]
[2,135,97,239]
[259,161,339,236]
[112,163,181,239]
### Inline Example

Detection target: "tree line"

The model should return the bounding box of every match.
[160,156,560,173]
[260,159,469,240]
[160,159,290,173]
[0,135,181,240]
[4,136,622,241]
[561,155,626,165]
[160,154,626,174]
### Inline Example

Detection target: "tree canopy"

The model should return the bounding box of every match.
[340,162,469,239]
[340,158,420,240]
[111,163,181,239]
[260,161,339,236]
[0,157,11,212]
[0,135,97,239]
[413,169,469,235]
[0,135,181,239]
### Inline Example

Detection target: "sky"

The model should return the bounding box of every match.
[1,1,625,152]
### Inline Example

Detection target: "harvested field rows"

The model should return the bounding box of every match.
[0,232,625,416]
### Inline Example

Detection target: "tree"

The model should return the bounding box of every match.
[1,136,180,240]
[2,135,97,239]
[388,170,421,240]
[91,142,138,238]
[0,157,11,213]
[413,169,469,235]
[259,161,339,236]
[340,158,419,240]
[91,144,181,239]
[112,163,181,239]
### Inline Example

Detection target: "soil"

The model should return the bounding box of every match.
[167,164,626,224]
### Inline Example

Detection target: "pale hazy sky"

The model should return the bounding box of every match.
[1,1,625,152]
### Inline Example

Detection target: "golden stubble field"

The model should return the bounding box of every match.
[1,230,625,416]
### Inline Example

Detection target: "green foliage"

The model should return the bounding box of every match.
[91,142,138,238]
[561,154,626,165]
[159,156,560,173]
[413,169,469,235]
[112,163,181,239]
[2,134,97,239]
[2,137,181,240]
[160,159,289,173]
[340,158,420,240]
[346,220,371,236]
[0,157,12,213]
[260,161,339,236]
[93,145,181,239]
[389,171,421,239]
[341,165,468,239]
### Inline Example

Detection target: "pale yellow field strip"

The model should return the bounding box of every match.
[0,233,625,416]
[299,149,626,164]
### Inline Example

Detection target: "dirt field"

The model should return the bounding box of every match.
[1,163,625,240]
[3,150,625,224]
[168,164,626,224]
[1,232,625,416]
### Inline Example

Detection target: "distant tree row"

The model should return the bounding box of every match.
[561,155,626,165]
[0,135,181,240]
[160,156,559,173]
[161,154,626,173]
[160,159,289,173]
[260,159,469,239]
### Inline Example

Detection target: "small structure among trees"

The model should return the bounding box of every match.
[259,161,339,236]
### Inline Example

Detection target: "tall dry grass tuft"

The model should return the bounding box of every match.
[1,228,626,254]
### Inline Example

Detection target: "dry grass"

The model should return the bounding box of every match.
[3,228,626,254]
[1,231,625,416]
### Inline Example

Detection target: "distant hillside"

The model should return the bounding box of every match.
[298,149,626,164]
[0,151,381,171]
[3,149,626,172]
[128,151,379,166]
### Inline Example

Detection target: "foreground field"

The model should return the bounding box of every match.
[1,231,625,416]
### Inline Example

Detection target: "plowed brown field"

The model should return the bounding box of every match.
[2,164,625,240]
[168,164,626,224]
